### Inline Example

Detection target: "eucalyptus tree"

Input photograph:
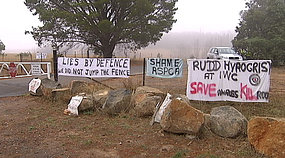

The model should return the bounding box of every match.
[25,0,178,57]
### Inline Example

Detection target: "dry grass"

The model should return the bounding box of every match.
[1,56,283,157]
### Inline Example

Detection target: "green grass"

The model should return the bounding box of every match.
[83,139,93,145]
[172,149,188,158]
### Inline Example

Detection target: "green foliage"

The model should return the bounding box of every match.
[233,0,285,65]
[25,0,178,57]
[0,39,5,53]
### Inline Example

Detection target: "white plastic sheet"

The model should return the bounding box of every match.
[154,93,172,123]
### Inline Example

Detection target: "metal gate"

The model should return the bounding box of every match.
[0,62,51,79]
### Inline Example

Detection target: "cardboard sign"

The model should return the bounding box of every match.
[58,57,130,78]
[186,59,271,102]
[147,58,183,78]
[67,95,84,115]
[31,64,42,75]
[28,78,41,93]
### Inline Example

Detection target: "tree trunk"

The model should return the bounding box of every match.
[102,43,116,58]
[103,50,113,58]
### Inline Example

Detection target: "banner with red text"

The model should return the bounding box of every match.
[58,57,130,78]
[186,59,271,102]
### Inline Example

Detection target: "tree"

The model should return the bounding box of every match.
[0,39,5,53]
[25,0,178,58]
[232,0,285,65]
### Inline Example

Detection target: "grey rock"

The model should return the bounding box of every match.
[102,89,132,115]
[78,94,94,112]
[92,89,110,110]
[209,106,248,138]
[40,78,61,97]
[133,95,162,117]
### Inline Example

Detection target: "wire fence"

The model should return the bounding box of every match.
[1,54,284,97]
[0,54,188,94]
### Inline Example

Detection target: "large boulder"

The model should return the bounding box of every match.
[160,98,204,135]
[133,95,162,117]
[131,86,164,117]
[208,106,248,138]
[78,94,94,112]
[248,117,285,158]
[70,80,107,95]
[40,78,61,97]
[52,88,71,103]
[92,89,110,110]
[70,80,93,95]
[135,86,164,96]
[102,89,132,115]
[171,94,191,105]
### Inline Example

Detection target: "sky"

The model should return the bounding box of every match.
[0,0,246,53]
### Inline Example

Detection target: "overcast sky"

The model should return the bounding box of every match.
[0,0,246,53]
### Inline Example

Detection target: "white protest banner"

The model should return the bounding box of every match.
[67,95,84,115]
[28,78,41,93]
[146,58,183,78]
[186,59,271,102]
[58,57,130,78]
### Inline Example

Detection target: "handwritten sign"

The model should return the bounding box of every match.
[58,57,130,78]
[28,78,41,93]
[147,58,183,78]
[31,64,42,75]
[67,95,83,115]
[186,59,271,102]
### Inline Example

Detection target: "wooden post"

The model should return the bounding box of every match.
[143,58,146,86]
[53,48,58,82]
[20,54,23,62]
